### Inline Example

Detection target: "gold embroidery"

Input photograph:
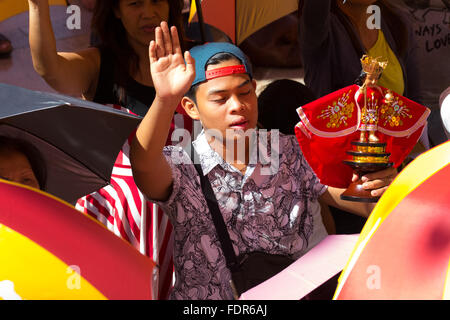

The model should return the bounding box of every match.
[380,96,412,127]
[317,90,355,128]
[361,92,379,127]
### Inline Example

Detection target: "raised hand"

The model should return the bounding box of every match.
[150,22,195,105]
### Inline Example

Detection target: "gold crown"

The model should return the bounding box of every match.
[360,55,388,78]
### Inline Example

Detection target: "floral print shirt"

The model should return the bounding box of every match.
[155,131,328,300]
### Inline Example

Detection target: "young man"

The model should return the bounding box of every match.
[131,22,397,299]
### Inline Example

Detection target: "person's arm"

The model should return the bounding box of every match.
[298,0,333,55]
[320,166,398,218]
[130,22,195,202]
[298,0,336,97]
[28,0,99,98]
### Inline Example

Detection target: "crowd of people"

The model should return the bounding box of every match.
[0,0,449,300]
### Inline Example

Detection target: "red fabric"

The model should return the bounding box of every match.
[295,127,356,188]
[0,181,155,300]
[295,85,430,188]
[337,165,450,299]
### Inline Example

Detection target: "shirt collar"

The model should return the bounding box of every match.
[192,130,276,176]
[192,131,227,176]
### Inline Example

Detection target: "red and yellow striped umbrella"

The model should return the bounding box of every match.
[0,180,155,300]
[0,0,66,22]
[334,141,450,300]
[188,0,298,45]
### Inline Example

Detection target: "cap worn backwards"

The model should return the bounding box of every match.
[189,42,252,87]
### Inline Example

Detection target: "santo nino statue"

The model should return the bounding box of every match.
[295,55,430,190]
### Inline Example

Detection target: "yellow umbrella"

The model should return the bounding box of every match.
[189,0,298,45]
[0,0,66,22]
[0,180,156,300]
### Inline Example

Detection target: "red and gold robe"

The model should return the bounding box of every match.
[295,84,430,188]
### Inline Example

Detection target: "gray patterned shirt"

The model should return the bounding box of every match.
[155,131,328,300]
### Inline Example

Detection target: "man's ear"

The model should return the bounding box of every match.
[181,97,200,120]
[252,79,257,91]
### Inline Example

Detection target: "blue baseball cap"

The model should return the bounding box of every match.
[189,42,253,87]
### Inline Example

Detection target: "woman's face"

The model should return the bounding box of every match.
[0,149,40,190]
[191,58,259,143]
[115,0,170,48]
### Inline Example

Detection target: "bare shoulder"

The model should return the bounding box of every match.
[80,47,101,64]
[55,47,100,74]
[59,47,101,99]
[60,47,100,67]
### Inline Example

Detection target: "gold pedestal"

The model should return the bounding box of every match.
[340,141,393,203]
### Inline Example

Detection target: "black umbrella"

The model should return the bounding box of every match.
[0,83,142,204]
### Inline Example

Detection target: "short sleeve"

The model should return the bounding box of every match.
[302,152,328,199]
[147,145,192,220]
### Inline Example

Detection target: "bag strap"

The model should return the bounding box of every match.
[190,144,240,272]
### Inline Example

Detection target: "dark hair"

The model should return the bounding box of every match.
[185,52,246,104]
[91,0,185,88]
[0,136,47,190]
[258,79,316,135]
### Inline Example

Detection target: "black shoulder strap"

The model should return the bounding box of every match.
[191,145,240,271]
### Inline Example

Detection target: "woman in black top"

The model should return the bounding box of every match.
[28,0,185,115]
[93,46,157,116]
